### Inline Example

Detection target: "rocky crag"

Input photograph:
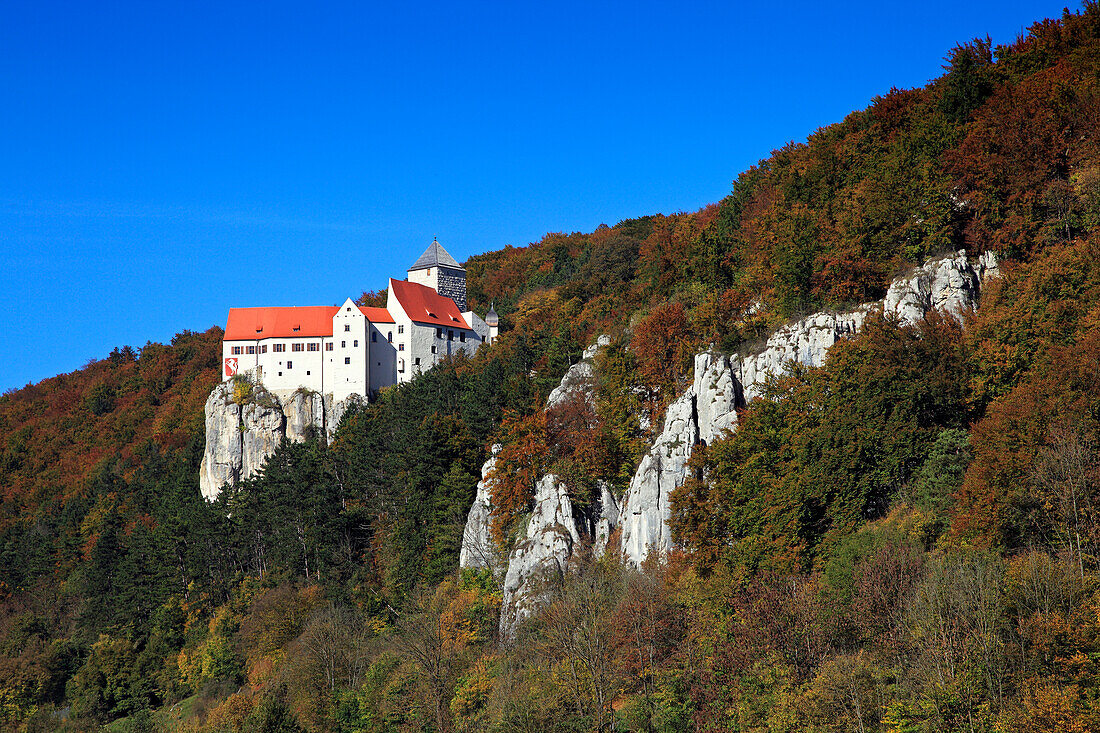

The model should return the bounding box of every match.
[463,250,999,635]
[458,446,504,573]
[457,339,620,639]
[619,249,999,564]
[198,376,360,500]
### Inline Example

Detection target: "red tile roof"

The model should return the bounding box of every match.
[359,306,394,323]
[225,306,338,341]
[389,279,471,329]
[225,304,396,340]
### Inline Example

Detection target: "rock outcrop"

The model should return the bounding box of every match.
[546,360,596,410]
[735,307,872,403]
[461,338,611,575]
[198,378,356,500]
[883,249,1000,326]
[619,250,999,565]
[498,474,582,638]
[458,446,503,573]
[619,350,739,565]
[460,336,620,639]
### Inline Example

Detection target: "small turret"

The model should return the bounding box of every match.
[485,303,499,345]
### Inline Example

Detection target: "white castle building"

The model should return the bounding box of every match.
[220,239,500,401]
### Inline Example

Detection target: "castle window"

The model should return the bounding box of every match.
[273,344,285,353]
[431,345,437,354]
[325,343,333,351]
[448,330,454,341]
[414,358,421,366]
[398,358,405,373]
[398,343,405,351]
[247,346,256,354]
[353,340,358,347]
[398,325,404,334]
[231,346,242,355]
[436,328,442,338]
[260,345,268,354]
[287,361,293,369]
[341,341,345,348]
[307,343,319,352]
[345,357,351,365]
[292,343,304,352]
[460,333,466,342]
[387,332,392,342]
[344,324,351,332]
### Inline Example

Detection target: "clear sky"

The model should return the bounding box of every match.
[0,0,1074,392]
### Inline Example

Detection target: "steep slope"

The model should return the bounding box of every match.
[4,6,1100,730]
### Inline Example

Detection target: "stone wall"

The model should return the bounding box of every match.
[436,266,468,312]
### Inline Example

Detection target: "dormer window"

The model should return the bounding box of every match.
[293,325,300,332]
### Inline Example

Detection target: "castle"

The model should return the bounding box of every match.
[220,239,499,401]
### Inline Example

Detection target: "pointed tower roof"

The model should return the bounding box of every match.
[409,237,463,272]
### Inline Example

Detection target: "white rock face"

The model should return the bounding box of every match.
[479,339,624,639]
[198,380,355,500]
[883,250,992,326]
[459,446,503,572]
[618,350,743,565]
[198,385,244,501]
[619,390,696,565]
[546,361,596,410]
[593,482,619,558]
[693,351,740,446]
[582,334,613,360]
[498,474,581,640]
[619,249,1000,565]
[462,340,609,573]
[734,308,871,403]
[461,347,604,577]
[239,396,286,483]
[284,390,326,443]
[325,394,363,443]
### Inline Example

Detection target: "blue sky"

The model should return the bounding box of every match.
[0,0,1074,392]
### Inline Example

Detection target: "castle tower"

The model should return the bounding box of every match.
[485,302,499,345]
[407,237,467,312]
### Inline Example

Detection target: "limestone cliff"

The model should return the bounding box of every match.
[498,473,582,638]
[619,250,998,565]
[458,446,504,573]
[460,344,607,573]
[456,338,618,639]
[619,351,736,564]
[198,378,357,500]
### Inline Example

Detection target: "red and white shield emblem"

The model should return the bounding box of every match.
[224,357,238,377]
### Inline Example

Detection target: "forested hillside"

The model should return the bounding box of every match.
[4,5,1100,731]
